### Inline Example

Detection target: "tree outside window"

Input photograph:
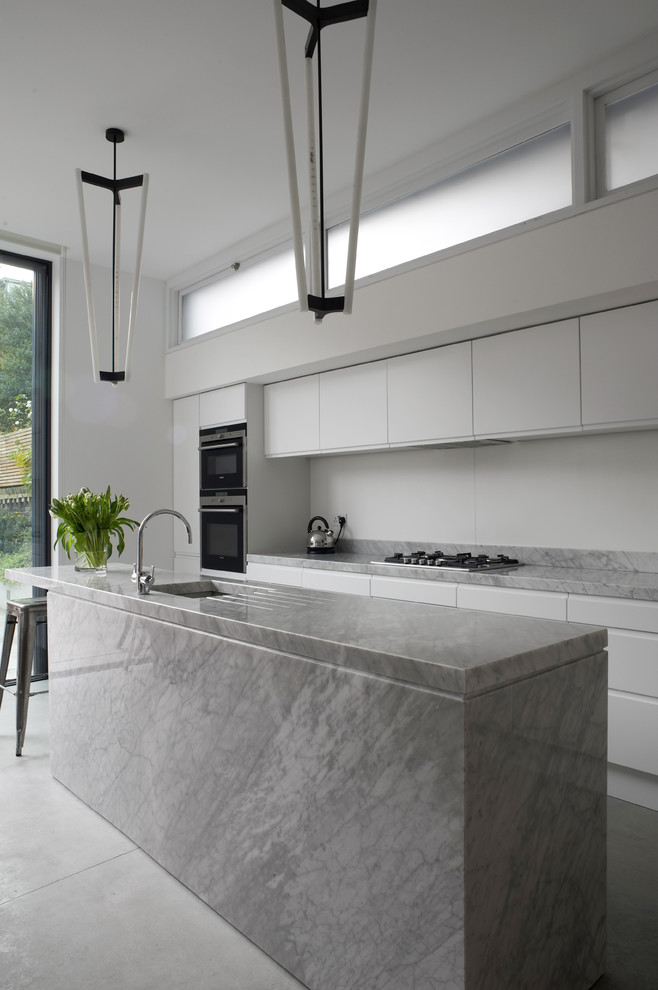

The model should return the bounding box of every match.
[0,270,33,575]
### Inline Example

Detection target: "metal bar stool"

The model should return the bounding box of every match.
[0,597,48,756]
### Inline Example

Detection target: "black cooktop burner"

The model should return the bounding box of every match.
[379,551,523,571]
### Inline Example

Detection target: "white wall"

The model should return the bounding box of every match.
[309,429,658,551]
[163,184,658,556]
[59,259,172,568]
[166,186,658,398]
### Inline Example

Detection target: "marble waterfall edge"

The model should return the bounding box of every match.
[44,585,607,990]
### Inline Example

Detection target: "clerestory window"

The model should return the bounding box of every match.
[179,123,572,342]
[595,70,658,194]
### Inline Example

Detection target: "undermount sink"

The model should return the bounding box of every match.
[152,582,227,599]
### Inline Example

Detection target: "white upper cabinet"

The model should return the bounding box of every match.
[261,301,658,458]
[199,384,246,428]
[472,319,581,437]
[387,342,473,445]
[264,375,320,456]
[319,362,388,451]
[581,300,658,429]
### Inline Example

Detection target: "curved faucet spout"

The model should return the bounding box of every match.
[132,509,193,594]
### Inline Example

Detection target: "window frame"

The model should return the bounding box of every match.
[167,51,658,349]
[0,248,52,678]
[594,67,658,197]
[0,249,52,569]
[171,107,574,347]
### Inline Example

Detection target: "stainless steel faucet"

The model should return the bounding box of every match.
[132,509,192,594]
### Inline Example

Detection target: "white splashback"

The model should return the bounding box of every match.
[310,429,658,552]
[310,448,477,544]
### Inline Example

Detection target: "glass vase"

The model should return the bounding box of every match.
[74,532,109,573]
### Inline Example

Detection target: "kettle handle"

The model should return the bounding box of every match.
[308,515,330,533]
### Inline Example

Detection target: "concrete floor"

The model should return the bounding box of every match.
[1,692,656,990]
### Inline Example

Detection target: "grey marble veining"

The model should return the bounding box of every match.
[7,565,606,696]
[247,549,658,601]
[45,589,607,990]
[339,540,658,573]
[464,652,607,989]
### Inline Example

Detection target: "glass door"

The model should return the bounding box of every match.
[0,250,51,680]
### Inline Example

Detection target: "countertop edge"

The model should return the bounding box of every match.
[7,566,607,699]
[246,552,658,601]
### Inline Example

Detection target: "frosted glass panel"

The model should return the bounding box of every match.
[180,126,571,340]
[181,250,297,340]
[329,125,571,286]
[604,82,658,191]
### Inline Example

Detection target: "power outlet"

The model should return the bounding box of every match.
[333,514,347,527]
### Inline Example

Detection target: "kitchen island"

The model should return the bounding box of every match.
[8,564,608,990]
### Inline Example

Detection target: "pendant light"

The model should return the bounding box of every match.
[274,0,377,323]
[76,128,149,384]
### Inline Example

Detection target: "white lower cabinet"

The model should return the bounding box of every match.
[246,563,303,587]
[247,563,371,595]
[456,584,567,620]
[569,593,658,808]
[567,594,658,633]
[371,576,457,608]
[301,568,371,595]
[608,694,658,778]
[607,628,658,697]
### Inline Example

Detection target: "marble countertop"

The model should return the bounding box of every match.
[247,550,658,601]
[7,564,606,698]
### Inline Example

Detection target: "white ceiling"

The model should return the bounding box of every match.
[2,0,658,282]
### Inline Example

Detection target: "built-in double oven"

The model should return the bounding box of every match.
[199,424,247,574]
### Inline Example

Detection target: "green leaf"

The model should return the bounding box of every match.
[49,487,138,560]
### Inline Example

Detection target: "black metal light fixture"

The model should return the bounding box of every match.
[274,0,377,323]
[76,128,149,384]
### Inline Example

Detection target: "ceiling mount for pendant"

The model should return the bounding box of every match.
[76,127,149,384]
[274,0,377,323]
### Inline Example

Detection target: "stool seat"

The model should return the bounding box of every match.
[0,596,48,756]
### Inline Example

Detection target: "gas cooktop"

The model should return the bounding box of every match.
[375,551,524,571]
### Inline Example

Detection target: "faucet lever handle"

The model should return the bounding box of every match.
[141,565,155,591]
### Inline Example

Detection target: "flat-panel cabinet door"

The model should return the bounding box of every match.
[387,343,473,444]
[301,568,371,595]
[581,300,658,428]
[608,629,658,697]
[246,562,303,587]
[472,319,581,437]
[199,384,246,428]
[172,394,200,553]
[264,375,320,456]
[319,363,388,451]
[457,584,567,620]
[371,575,457,607]
[608,694,658,776]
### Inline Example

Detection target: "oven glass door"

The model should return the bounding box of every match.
[200,504,245,573]
[200,435,246,492]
